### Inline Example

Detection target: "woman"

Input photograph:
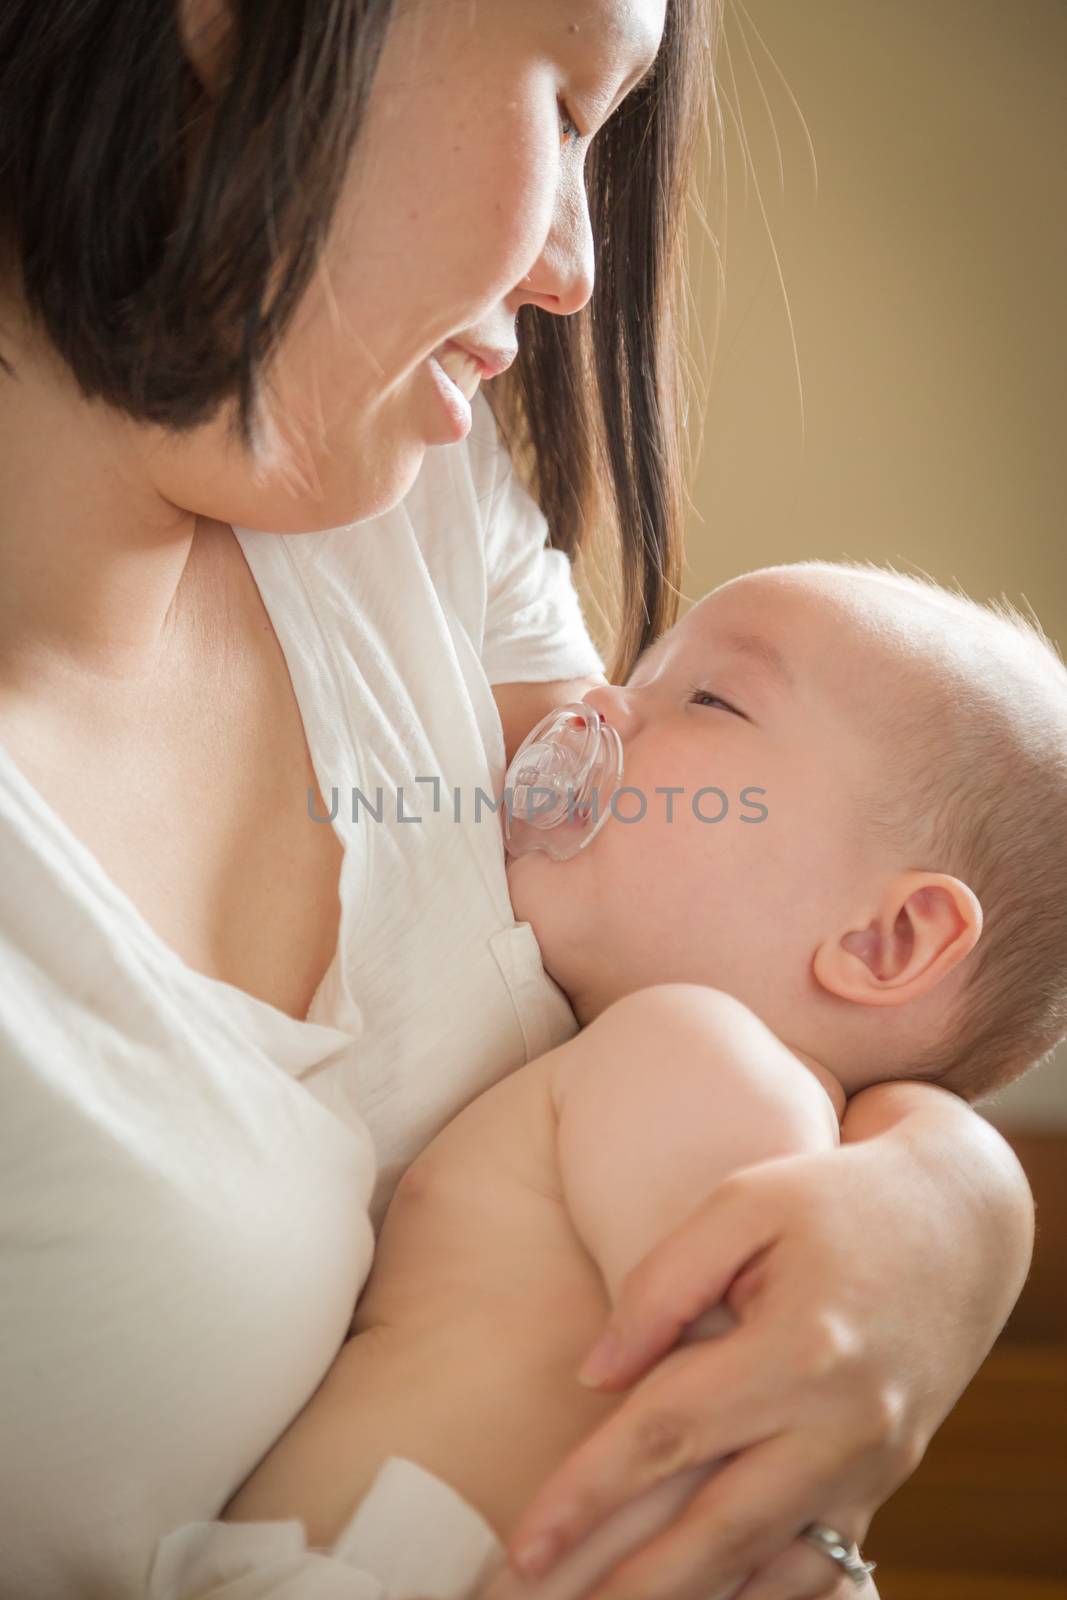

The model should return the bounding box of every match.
[0,1,1034,1597]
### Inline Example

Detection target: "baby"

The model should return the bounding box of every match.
[217,560,1067,1597]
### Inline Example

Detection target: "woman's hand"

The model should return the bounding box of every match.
[502,1081,1034,1600]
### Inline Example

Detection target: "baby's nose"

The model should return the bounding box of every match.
[579,684,639,740]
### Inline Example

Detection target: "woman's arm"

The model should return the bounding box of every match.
[838,1075,1035,1409]
[503,1072,1035,1600]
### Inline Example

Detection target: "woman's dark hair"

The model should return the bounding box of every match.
[490,0,718,679]
[0,0,718,681]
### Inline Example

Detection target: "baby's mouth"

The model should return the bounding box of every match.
[502,703,623,862]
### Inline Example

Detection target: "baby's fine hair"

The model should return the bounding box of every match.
[797,558,1067,1108]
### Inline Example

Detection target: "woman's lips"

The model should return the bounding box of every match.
[423,351,473,441]
[431,341,484,399]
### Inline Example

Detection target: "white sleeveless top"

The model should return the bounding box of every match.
[0,390,605,1598]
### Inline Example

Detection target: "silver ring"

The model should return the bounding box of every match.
[801,1522,877,1588]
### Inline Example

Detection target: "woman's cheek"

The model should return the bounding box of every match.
[486,91,564,282]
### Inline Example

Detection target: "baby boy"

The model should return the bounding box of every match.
[218,559,1067,1597]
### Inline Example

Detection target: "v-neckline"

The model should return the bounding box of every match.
[0,522,364,1065]
[0,733,356,1061]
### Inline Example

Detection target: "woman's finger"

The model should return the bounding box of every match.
[508,1328,790,1578]
[729,1548,878,1600]
[533,1431,848,1600]
[728,1508,878,1600]
[574,1179,781,1392]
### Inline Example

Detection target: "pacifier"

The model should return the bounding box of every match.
[502,702,624,861]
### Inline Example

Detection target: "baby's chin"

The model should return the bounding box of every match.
[503,845,569,923]
[503,845,540,905]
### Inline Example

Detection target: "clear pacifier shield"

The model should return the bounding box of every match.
[503,702,623,861]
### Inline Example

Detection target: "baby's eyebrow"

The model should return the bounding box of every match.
[715,631,795,692]
[630,628,794,693]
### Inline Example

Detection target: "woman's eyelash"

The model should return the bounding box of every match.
[688,683,743,717]
[558,101,584,148]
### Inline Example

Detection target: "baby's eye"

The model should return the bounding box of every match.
[688,686,744,717]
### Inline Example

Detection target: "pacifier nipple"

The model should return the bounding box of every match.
[503,702,623,861]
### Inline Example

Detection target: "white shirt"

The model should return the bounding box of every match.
[0,390,605,1598]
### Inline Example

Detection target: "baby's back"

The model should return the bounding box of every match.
[224,985,841,1569]
[350,1043,622,1533]
[224,1034,621,1546]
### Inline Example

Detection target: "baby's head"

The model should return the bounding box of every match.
[507,560,1067,1106]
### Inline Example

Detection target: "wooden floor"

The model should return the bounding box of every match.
[867,1133,1067,1598]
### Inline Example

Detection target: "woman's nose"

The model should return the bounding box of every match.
[512,175,595,319]
[579,684,641,741]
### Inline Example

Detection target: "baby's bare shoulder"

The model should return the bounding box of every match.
[551,982,841,1151]
[548,984,842,1302]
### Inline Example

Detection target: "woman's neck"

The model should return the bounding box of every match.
[0,315,202,686]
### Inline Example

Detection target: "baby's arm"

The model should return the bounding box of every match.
[478,980,844,1600]
[553,981,842,1306]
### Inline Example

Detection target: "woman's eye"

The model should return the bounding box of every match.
[689,686,743,717]
[558,101,584,148]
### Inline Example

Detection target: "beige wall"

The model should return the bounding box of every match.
[672,1,1066,1126]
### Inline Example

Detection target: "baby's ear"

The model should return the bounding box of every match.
[813,870,983,1008]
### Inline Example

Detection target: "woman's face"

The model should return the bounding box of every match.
[149,0,666,534]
